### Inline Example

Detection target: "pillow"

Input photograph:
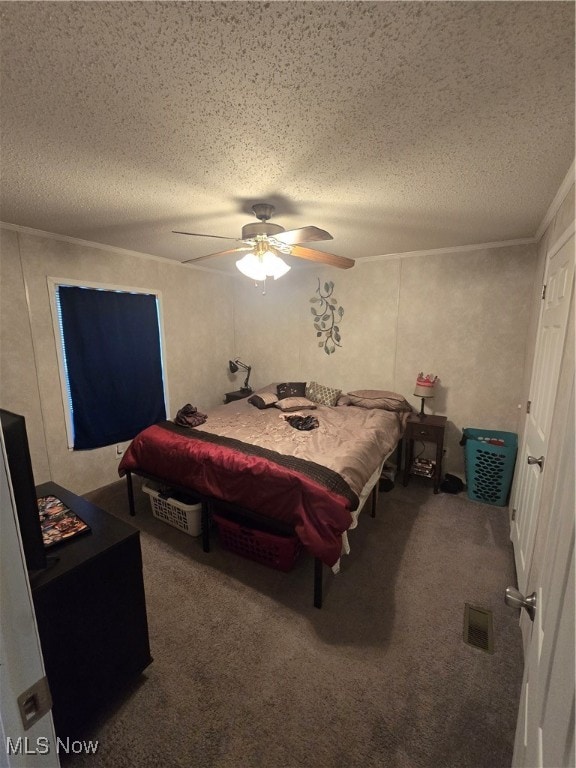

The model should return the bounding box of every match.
[347,390,413,412]
[336,394,352,406]
[274,397,317,412]
[277,382,307,400]
[253,383,278,395]
[247,392,278,409]
[306,381,341,407]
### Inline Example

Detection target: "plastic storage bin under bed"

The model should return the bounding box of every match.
[213,513,302,572]
[142,482,202,536]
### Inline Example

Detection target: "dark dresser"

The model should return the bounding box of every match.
[31,482,152,736]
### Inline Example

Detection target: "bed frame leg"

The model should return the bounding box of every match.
[314,557,323,609]
[202,498,212,553]
[126,472,135,517]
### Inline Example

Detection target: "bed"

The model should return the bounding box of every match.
[118,383,411,607]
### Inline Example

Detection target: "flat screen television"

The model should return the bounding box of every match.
[1,408,47,573]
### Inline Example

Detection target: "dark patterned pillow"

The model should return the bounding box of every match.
[305,381,341,407]
[277,382,307,400]
[247,392,278,409]
[274,397,317,412]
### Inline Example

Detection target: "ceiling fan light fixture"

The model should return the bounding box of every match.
[236,252,267,281]
[236,247,291,282]
[176,202,353,271]
[265,252,291,280]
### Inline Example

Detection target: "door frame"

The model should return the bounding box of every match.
[0,433,59,767]
[512,293,574,767]
[510,221,575,598]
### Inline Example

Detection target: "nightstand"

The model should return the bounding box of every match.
[402,413,447,494]
[224,389,252,403]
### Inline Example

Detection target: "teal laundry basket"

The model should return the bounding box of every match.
[463,428,518,507]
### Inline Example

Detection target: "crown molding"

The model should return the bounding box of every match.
[361,237,536,263]
[0,221,539,271]
[0,221,232,277]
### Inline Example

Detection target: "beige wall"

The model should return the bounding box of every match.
[0,229,235,494]
[0,229,51,481]
[0,223,543,492]
[232,259,401,393]
[234,243,539,476]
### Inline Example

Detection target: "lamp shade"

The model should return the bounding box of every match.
[236,253,267,281]
[228,358,252,391]
[414,383,435,398]
[413,373,438,398]
[266,253,291,279]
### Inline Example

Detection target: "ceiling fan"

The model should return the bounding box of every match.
[173,203,354,281]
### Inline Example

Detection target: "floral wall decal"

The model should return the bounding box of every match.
[310,278,344,355]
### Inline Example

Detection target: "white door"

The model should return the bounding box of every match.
[510,233,574,593]
[512,377,575,768]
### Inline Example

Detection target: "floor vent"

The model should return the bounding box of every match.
[464,604,494,653]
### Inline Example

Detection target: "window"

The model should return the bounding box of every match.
[50,280,169,450]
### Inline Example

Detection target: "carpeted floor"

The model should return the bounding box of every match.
[62,477,523,768]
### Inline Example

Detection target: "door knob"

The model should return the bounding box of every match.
[505,586,537,621]
[527,455,544,471]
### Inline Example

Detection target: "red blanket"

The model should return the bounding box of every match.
[118,423,356,566]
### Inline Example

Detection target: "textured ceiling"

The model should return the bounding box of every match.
[0,1,574,273]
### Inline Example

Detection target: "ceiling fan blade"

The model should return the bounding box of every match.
[173,230,242,242]
[274,226,333,245]
[290,245,355,269]
[182,246,251,264]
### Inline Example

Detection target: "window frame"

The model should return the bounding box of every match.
[48,277,170,450]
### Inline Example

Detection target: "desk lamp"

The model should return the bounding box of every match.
[228,359,252,393]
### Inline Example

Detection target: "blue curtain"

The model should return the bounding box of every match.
[57,286,166,450]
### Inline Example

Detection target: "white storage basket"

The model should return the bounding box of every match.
[142,482,202,537]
